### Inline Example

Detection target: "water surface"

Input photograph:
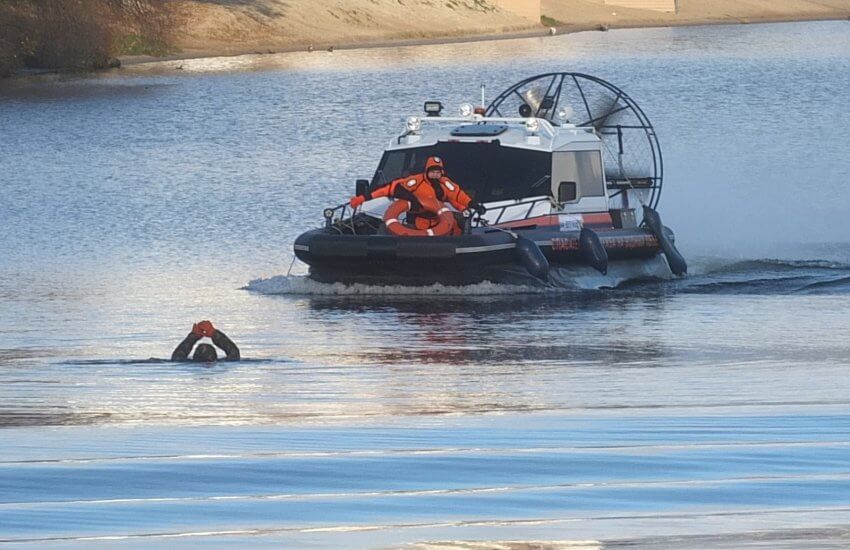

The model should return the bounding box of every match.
[1,20,850,547]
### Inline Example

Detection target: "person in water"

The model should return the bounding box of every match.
[171,320,240,362]
[349,156,486,231]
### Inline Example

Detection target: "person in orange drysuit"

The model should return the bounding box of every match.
[349,156,486,231]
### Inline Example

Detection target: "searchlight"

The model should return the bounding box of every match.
[406,116,421,133]
[424,101,443,116]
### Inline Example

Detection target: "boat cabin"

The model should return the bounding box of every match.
[337,73,664,232]
[363,113,610,226]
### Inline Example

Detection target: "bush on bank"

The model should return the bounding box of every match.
[0,0,178,77]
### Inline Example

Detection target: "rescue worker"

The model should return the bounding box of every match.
[171,320,240,362]
[349,156,486,231]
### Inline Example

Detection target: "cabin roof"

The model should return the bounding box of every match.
[387,115,600,153]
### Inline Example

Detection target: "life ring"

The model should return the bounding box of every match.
[383,200,456,237]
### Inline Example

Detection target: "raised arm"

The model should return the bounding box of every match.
[171,331,202,361]
[212,330,240,361]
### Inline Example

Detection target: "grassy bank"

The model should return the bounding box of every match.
[0,0,177,77]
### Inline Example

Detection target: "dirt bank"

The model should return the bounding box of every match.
[163,0,850,61]
[175,0,538,58]
[542,0,850,30]
[5,0,848,74]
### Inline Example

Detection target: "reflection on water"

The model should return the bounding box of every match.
[1,19,850,549]
[3,285,850,428]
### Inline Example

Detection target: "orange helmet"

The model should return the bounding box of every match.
[424,156,445,174]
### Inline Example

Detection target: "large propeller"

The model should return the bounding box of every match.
[485,72,663,209]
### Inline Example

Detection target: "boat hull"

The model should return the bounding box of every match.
[294,226,671,286]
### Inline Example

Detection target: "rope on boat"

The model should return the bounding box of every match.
[285,255,297,277]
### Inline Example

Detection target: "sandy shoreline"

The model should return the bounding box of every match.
[120,0,850,67]
[134,17,850,65]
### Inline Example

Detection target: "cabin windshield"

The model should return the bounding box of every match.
[371,142,551,203]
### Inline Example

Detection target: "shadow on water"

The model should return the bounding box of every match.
[0,411,112,428]
[351,340,669,368]
[301,289,660,314]
[0,78,171,101]
[57,358,286,366]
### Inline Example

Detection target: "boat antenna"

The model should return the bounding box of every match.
[480,84,486,108]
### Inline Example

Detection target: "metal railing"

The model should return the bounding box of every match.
[472,196,557,228]
[321,194,559,234]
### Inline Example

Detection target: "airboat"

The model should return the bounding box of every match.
[293,72,686,286]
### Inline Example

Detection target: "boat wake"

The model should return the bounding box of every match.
[670,258,850,295]
[245,256,850,297]
[243,274,547,296]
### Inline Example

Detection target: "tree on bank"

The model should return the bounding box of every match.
[0,0,178,77]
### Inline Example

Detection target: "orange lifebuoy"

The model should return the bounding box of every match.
[383,200,456,237]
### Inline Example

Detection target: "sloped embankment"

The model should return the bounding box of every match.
[540,0,850,30]
[175,0,539,56]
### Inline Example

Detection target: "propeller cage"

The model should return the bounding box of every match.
[485,72,664,209]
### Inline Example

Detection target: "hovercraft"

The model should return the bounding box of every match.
[294,73,686,286]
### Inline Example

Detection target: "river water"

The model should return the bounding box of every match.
[2,20,850,548]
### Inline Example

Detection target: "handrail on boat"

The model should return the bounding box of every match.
[473,195,557,228]
[322,203,350,228]
[321,194,559,233]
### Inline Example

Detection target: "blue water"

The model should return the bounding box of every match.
[1,20,850,547]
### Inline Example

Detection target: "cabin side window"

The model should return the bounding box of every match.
[371,149,423,188]
[553,151,605,201]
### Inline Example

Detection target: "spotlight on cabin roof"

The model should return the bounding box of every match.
[423,101,443,116]
[406,116,421,133]
[458,103,474,117]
